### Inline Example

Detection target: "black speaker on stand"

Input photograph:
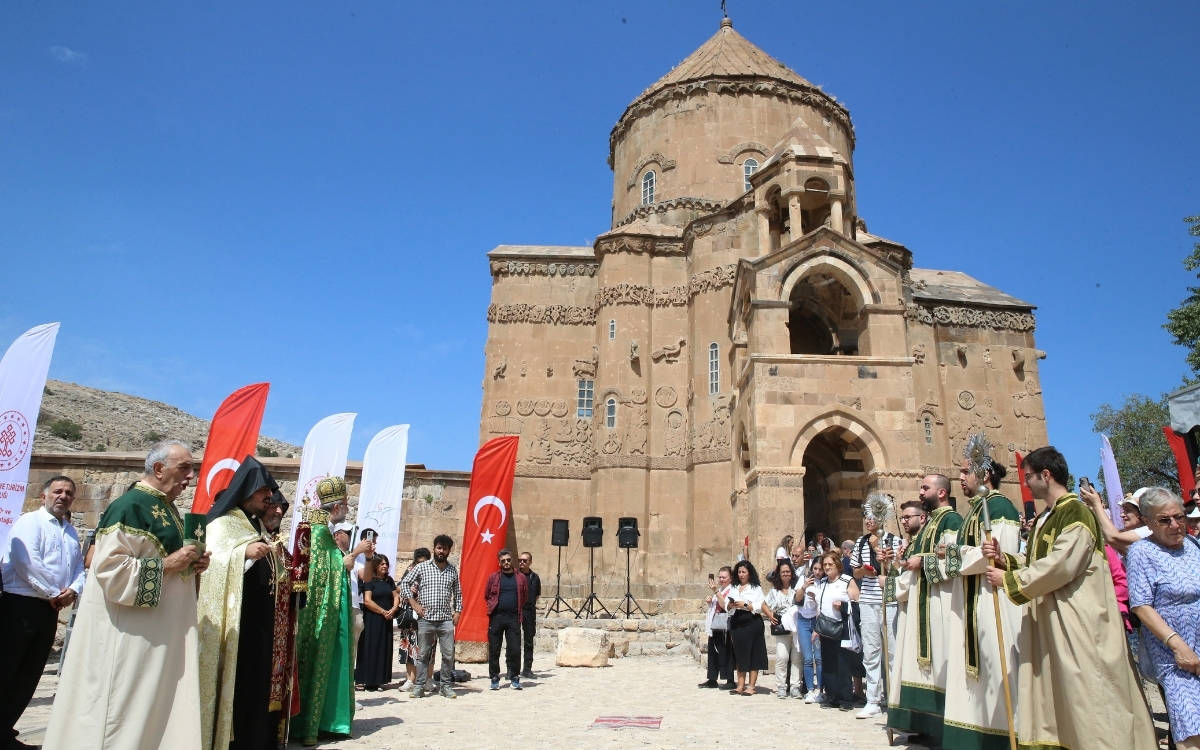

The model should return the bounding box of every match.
[578,517,611,618]
[546,519,577,617]
[615,517,647,618]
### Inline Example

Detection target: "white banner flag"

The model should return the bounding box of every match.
[356,425,410,572]
[0,323,61,552]
[288,412,356,547]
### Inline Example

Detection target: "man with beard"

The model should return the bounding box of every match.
[198,456,284,750]
[293,477,372,746]
[485,548,528,690]
[407,534,463,699]
[931,440,1022,750]
[0,476,85,749]
[984,446,1155,749]
[45,440,211,749]
[886,474,963,746]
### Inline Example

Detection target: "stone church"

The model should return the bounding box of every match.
[480,18,1048,603]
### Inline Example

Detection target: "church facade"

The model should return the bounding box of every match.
[480,19,1048,603]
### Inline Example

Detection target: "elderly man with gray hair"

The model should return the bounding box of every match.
[45,439,212,750]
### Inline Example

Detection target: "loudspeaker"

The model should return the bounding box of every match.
[617,517,640,549]
[551,519,569,547]
[582,516,603,548]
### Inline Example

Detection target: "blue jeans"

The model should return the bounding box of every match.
[797,615,822,690]
[416,619,456,688]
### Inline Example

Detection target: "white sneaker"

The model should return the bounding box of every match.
[789,686,803,698]
[855,704,882,719]
[804,689,824,704]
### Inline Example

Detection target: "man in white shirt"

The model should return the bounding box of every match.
[0,475,85,749]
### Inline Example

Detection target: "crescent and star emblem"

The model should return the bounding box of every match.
[205,457,242,495]
[473,495,507,544]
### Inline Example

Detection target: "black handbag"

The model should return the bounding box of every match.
[395,604,417,629]
[814,582,847,640]
[770,622,790,636]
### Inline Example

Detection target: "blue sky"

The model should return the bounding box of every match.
[2,1,1198,481]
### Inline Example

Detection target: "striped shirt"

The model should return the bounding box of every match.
[850,532,902,606]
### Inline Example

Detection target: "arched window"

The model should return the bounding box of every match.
[605,398,618,428]
[708,343,720,394]
[641,171,655,206]
[609,319,616,340]
[923,415,933,445]
[743,158,759,192]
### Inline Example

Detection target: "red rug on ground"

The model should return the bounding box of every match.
[591,716,663,730]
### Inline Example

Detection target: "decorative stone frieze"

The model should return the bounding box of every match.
[594,265,737,310]
[612,197,726,229]
[717,141,770,164]
[491,260,598,278]
[486,303,596,326]
[905,303,1035,332]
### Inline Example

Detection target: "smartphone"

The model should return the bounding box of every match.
[1024,501,1036,521]
[1080,477,1092,491]
[708,573,715,582]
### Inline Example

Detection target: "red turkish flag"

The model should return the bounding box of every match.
[1014,451,1034,504]
[1163,426,1197,499]
[455,435,519,643]
[191,383,270,514]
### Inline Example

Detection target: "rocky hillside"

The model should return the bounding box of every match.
[34,380,300,457]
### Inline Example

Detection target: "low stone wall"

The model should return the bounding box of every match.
[534,617,707,661]
[24,451,471,565]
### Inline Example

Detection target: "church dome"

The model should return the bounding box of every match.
[608,18,855,229]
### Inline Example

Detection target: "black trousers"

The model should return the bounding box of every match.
[706,631,734,682]
[819,636,852,706]
[0,594,57,741]
[488,611,521,680]
[520,606,536,671]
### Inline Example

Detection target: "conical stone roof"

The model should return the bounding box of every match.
[609,17,853,166]
[630,18,818,108]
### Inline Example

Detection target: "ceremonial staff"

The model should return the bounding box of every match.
[866,492,897,742]
[976,454,1018,750]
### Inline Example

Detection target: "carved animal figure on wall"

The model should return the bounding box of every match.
[572,346,599,379]
[492,357,507,379]
[651,338,687,363]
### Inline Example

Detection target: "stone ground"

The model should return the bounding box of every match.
[18,654,919,749]
[17,652,1172,749]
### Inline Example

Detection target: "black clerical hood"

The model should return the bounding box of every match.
[206,455,279,521]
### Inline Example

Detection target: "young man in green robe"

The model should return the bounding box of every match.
[292,476,373,747]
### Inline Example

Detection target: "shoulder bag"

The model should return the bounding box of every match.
[813,581,847,640]
[710,611,730,631]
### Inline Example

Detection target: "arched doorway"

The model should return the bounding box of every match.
[798,424,880,544]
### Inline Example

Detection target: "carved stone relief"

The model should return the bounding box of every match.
[651,339,686,363]
[837,396,862,411]
[551,400,569,418]
[516,400,534,416]
[491,260,598,278]
[911,344,926,364]
[665,410,687,457]
[534,399,551,417]
[494,400,511,416]
[492,357,506,379]
[1013,388,1046,420]
[630,341,640,362]
[692,396,732,452]
[572,346,599,378]
[625,406,648,456]
[957,390,976,410]
[516,417,594,470]
[655,386,678,408]
[905,303,1036,332]
[630,387,647,405]
[486,303,596,326]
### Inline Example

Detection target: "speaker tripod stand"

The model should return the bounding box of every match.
[615,546,647,618]
[577,547,611,619]
[545,545,577,617]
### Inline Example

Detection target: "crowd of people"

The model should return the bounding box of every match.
[0,439,545,749]
[4,433,1200,749]
[702,441,1197,749]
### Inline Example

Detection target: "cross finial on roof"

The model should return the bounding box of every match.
[721,0,727,18]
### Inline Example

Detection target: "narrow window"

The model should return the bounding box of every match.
[609,319,616,340]
[743,158,759,192]
[577,379,594,418]
[605,398,617,428]
[923,415,933,445]
[641,171,655,205]
[708,343,720,395]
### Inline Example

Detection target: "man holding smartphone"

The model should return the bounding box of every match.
[699,567,735,689]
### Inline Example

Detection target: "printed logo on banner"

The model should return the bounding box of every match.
[0,410,31,472]
[301,473,327,507]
